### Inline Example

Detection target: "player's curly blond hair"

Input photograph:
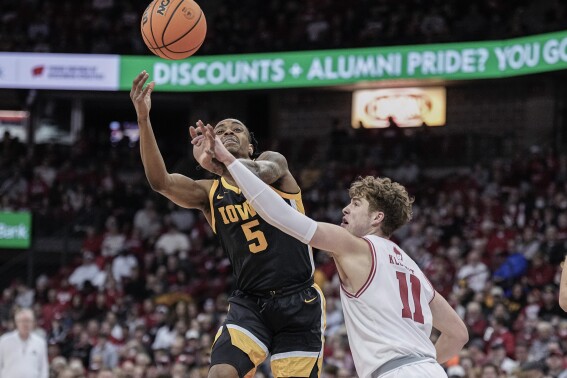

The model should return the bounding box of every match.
[348,176,414,236]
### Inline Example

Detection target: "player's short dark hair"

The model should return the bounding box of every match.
[247,130,260,159]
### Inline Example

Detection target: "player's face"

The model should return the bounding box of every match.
[214,120,252,159]
[341,196,374,237]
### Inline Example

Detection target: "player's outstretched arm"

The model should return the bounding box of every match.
[130,72,210,211]
[429,292,469,363]
[203,125,367,256]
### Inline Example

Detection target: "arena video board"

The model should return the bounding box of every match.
[0,212,32,249]
[352,87,446,128]
[0,30,566,91]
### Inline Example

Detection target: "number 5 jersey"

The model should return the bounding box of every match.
[209,177,315,293]
[339,235,438,378]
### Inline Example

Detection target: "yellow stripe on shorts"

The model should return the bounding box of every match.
[226,324,268,367]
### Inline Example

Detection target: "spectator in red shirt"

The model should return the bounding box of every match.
[487,317,516,358]
[527,253,556,288]
[465,301,488,339]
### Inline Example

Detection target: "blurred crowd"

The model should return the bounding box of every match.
[1,123,567,378]
[0,0,566,55]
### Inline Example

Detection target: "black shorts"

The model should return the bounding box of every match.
[210,283,325,378]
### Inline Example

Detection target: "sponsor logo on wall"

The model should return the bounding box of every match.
[0,53,119,90]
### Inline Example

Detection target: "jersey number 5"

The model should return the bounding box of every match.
[241,220,268,253]
[395,271,424,324]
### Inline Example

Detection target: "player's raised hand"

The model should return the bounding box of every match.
[191,120,225,175]
[130,71,155,121]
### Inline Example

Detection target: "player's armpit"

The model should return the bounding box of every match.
[157,174,213,211]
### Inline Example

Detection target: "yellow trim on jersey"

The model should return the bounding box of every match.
[243,368,257,378]
[271,357,318,377]
[294,195,306,214]
[208,180,220,233]
[227,327,267,366]
[221,176,304,207]
[211,326,223,351]
[314,283,326,375]
[270,186,302,202]
[221,177,241,194]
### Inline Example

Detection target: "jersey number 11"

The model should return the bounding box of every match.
[395,271,424,324]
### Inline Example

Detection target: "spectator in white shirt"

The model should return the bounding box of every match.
[457,249,490,293]
[0,308,48,378]
[69,251,105,290]
[111,248,138,285]
[133,200,161,240]
[14,283,35,309]
[167,201,195,233]
[155,216,190,256]
[101,216,126,258]
[34,159,56,187]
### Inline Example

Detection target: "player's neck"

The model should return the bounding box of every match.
[371,228,389,239]
[221,172,238,188]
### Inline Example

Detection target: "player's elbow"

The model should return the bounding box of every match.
[453,322,470,349]
[150,181,169,194]
[148,174,171,193]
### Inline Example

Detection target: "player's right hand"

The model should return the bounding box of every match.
[190,120,225,175]
[130,71,155,121]
[203,127,235,166]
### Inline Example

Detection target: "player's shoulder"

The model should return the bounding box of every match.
[196,178,216,190]
[256,150,287,162]
[364,234,395,250]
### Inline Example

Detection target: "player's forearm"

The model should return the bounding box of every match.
[434,333,468,364]
[237,159,281,184]
[138,117,170,191]
[227,160,316,244]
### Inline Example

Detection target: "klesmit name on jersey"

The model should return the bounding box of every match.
[217,201,257,225]
[389,247,415,274]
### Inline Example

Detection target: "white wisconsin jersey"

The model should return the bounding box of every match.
[339,235,437,378]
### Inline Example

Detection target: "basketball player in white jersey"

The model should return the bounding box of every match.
[194,124,469,378]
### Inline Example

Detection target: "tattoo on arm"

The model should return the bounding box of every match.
[238,158,284,184]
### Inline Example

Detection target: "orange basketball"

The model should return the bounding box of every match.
[141,0,207,60]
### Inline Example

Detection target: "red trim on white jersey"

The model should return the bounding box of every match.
[425,277,436,303]
[340,237,377,298]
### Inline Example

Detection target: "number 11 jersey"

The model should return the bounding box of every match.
[339,235,438,378]
[209,177,315,293]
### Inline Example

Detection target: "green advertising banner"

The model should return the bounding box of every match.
[0,212,32,249]
[119,30,567,91]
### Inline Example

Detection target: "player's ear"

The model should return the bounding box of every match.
[371,211,384,228]
[248,144,254,157]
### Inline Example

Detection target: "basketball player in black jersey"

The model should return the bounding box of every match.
[131,72,325,378]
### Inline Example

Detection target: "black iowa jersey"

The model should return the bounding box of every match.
[209,177,314,293]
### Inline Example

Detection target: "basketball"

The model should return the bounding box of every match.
[141,0,207,60]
